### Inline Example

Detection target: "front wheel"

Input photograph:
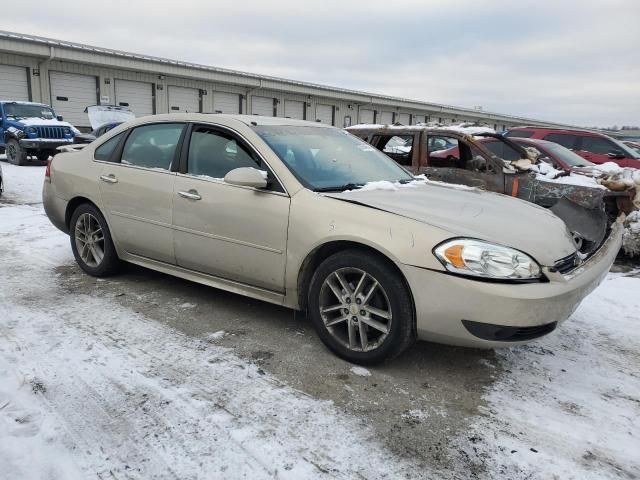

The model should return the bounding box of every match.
[70,203,120,277]
[6,138,27,166]
[308,250,415,364]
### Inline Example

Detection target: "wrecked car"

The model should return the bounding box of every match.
[73,105,136,144]
[0,101,77,165]
[44,114,622,363]
[346,124,636,256]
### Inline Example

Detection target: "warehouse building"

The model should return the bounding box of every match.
[0,30,565,131]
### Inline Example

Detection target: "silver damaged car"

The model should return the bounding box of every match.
[43,114,622,363]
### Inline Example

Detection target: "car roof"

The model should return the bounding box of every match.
[129,113,334,129]
[0,100,51,107]
[508,125,610,137]
[345,124,494,137]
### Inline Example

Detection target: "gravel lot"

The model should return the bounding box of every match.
[1,162,638,479]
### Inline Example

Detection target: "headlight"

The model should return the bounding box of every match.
[434,238,542,281]
[25,126,36,135]
[63,127,72,135]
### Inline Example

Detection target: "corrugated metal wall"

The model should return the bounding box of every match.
[0,46,525,130]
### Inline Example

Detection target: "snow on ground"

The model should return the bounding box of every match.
[1,162,639,479]
[460,274,640,479]
[0,159,47,205]
[0,203,425,479]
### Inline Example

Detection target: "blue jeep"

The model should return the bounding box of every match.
[0,101,77,165]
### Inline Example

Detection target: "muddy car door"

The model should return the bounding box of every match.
[420,133,502,191]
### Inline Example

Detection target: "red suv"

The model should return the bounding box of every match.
[505,127,640,168]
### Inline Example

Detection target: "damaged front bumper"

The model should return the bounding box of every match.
[20,138,74,151]
[400,221,623,348]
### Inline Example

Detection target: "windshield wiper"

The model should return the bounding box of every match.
[314,183,364,192]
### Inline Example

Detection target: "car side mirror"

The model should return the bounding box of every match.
[224,167,268,189]
[607,150,625,159]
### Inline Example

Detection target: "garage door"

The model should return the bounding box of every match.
[316,104,333,125]
[0,65,29,101]
[284,100,304,119]
[50,71,98,127]
[213,91,240,114]
[398,113,410,125]
[359,109,374,124]
[168,86,200,113]
[380,111,394,124]
[251,96,274,116]
[115,79,154,117]
[413,115,425,124]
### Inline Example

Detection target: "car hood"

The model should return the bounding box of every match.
[86,105,135,129]
[10,117,75,129]
[325,182,577,266]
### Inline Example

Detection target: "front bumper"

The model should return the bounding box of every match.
[20,138,73,151]
[400,222,623,348]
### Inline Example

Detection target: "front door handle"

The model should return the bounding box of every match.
[100,174,118,184]
[178,190,202,201]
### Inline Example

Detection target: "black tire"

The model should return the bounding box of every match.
[69,203,120,277]
[36,152,51,162]
[7,138,27,166]
[308,249,415,364]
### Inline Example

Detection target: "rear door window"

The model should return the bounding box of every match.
[121,123,185,170]
[579,136,618,155]
[94,132,125,162]
[543,133,579,150]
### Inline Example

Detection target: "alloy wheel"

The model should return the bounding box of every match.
[319,267,392,352]
[74,213,105,267]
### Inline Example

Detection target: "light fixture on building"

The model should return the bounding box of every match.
[104,78,111,85]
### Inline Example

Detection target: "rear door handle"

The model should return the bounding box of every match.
[178,190,201,200]
[100,174,118,184]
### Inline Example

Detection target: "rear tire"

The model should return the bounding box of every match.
[36,152,51,162]
[6,138,27,166]
[70,203,120,277]
[308,249,415,364]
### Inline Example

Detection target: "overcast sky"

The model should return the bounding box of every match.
[2,0,638,127]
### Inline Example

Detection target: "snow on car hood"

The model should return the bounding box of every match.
[326,181,577,265]
[17,117,75,128]
[86,105,135,130]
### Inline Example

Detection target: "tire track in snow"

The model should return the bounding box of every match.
[0,204,427,479]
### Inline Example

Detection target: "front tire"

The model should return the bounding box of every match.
[6,138,27,166]
[308,249,415,364]
[70,203,120,277]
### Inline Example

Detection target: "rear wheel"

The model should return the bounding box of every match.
[70,203,120,277]
[36,152,51,162]
[6,138,27,166]
[308,250,415,364]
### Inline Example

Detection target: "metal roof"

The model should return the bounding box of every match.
[0,29,564,125]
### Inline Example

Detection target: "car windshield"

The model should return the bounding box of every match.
[253,125,414,190]
[3,103,55,120]
[537,142,594,167]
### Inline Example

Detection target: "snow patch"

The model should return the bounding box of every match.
[622,211,640,256]
[207,330,226,341]
[350,366,371,377]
